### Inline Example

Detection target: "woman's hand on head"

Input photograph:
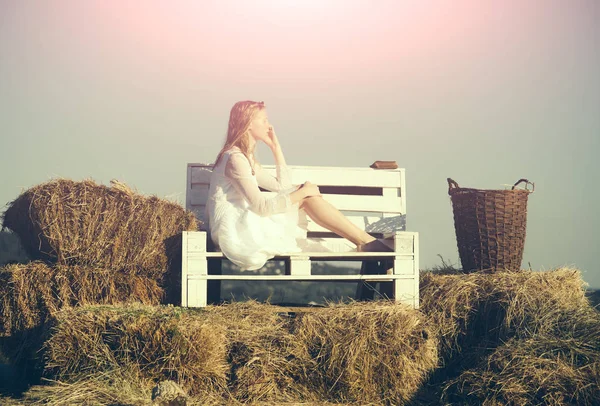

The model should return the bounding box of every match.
[264,125,280,150]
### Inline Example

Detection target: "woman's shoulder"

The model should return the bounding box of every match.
[225,145,242,153]
[222,148,252,169]
[223,146,246,160]
[223,147,247,162]
[222,148,257,176]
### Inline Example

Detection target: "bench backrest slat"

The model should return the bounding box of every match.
[187,163,407,234]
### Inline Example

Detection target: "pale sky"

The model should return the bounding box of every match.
[1,1,599,286]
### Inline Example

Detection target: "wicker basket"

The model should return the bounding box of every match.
[448,178,534,272]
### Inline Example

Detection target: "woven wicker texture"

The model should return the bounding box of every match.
[448,178,534,272]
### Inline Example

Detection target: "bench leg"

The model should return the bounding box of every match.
[182,231,208,308]
[392,231,420,309]
[186,257,208,307]
[288,256,311,276]
[393,257,418,308]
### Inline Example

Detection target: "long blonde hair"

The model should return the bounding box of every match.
[213,100,265,175]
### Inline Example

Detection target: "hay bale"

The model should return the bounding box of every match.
[42,301,336,404]
[417,267,594,403]
[43,304,229,399]
[442,308,600,405]
[1,178,198,279]
[292,301,438,404]
[209,301,317,403]
[0,261,164,385]
[42,300,439,405]
[419,268,590,356]
[0,261,163,336]
[0,262,56,336]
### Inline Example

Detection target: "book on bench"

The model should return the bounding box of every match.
[370,160,398,169]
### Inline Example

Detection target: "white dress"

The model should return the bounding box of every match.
[205,147,309,270]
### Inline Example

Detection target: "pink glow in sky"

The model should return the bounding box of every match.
[18,0,574,87]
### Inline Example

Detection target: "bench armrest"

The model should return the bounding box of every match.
[382,231,419,254]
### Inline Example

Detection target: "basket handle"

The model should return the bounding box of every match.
[447,178,460,193]
[512,178,535,192]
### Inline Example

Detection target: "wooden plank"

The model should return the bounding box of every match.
[261,166,405,188]
[394,259,416,275]
[187,279,207,307]
[181,231,189,307]
[299,237,357,253]
[187,206,406,234]
[188,274,416,281]
[189,189,403,213]
[382,187,401,198]
[187,251,415,259]
[186,231,207,253]
[189,187,210,206]
[401,167,407,214]
[186,165,193,212]
[413,232,420,309]
[190,182,212,190]
[186,256,208,307]
[189,163,403,172]
[392,231,417,254]
[190,165,405,188]
[316,194,404,213]
[189,165,213,184]
[288,256,311,276]
[184,232,209,308]
[394,279,418,307]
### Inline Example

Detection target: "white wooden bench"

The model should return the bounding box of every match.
[182,163,420,308]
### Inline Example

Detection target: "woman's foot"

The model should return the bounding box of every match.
[356,238,394,252]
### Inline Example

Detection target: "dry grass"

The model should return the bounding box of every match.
[40,300,438,405]
[1,372,356,406]
[1,178,198,280]
[1,267,598,406]
[0,261,164,385]
[0,261,163,336]
[43,303,229,399]
[1,369,226,405]
[13,371,154,406]
[43,301,316,404]
[209,301,317,404]
[418,267,597,404]
[442,307,600,405]
[419,268,590,357]
[292,301,438,405]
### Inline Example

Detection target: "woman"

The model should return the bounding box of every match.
[206,100,392,270]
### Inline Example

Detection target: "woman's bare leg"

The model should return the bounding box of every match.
[299,196,376,247]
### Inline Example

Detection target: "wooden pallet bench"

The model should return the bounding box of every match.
[182,163,420,308]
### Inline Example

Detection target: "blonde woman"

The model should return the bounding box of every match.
[206,100,392,271]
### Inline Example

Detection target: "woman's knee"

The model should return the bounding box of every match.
[300,194,322,209]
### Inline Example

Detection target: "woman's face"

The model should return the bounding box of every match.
[247,109,270,144]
